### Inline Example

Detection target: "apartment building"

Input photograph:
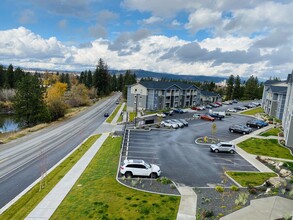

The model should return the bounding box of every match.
[126,81,200,111]
[282,72,293,147]
[200,90,222,104]
[262,80,287,120]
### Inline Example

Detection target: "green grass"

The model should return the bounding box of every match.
[106,103,122,123]
[240,107,264,115]
[0,135,101,220]
[129,112,136,122]
[51,136,180,220]
[238,138,293,159]
[260,128,282,137]
[226,172,277,187]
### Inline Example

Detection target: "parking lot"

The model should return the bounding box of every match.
[120,103,260,187]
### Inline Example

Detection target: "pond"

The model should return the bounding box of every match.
[0,114,20,133]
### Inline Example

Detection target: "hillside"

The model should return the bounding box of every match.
[109,69,227,83]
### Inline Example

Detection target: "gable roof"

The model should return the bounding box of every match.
[138,81,199,90]
[264,80,280,85]
[200,90,220,97]
[269,86,287,94]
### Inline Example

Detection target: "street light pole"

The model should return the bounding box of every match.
[134,94,138,128]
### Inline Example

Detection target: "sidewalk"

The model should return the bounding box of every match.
[176,186,197,220]
[25,133,109,220]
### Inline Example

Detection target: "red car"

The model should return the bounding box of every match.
[200,114,215,121]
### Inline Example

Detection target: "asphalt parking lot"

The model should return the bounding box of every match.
[120,103,261,187]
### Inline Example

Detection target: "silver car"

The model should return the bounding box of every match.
[210,142,236,154]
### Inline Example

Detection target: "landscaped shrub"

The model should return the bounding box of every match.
[230,185,239,191]
[235,193,249,206]
[215,186,224,193]
[248,185,257,194]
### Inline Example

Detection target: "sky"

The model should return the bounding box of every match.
[0,0,293,80]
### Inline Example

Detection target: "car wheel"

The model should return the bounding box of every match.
[247,124,250,127]
[125,172,132,178]
[215,149,219,153]
[230,129,234,133]
[230,150,235,154]
[150,172,158,178]
[257,126,260,129]
[243,131,246,134]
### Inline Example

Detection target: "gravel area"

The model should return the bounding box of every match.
[117,177,180,196]
[195,181,293,219]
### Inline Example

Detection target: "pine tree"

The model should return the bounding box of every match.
[6,64,14,88]
[233,75,241,99]
[226,75,234,100]
[0,65,4,88]
[13,74,49,127]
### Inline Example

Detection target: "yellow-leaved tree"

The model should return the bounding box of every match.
[46,82,68,120]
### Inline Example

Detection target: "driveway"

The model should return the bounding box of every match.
[121,113,258,187]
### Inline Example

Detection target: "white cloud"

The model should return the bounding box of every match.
[0,26,292,79]
[185,8,222,33]
[141,16,163,25]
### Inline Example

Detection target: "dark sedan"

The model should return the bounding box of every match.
[246,119,268,128]
[229,124,252,134]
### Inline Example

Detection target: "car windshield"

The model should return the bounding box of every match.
[144,163,151,169]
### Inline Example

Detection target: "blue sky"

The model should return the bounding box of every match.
[0,0,293,79]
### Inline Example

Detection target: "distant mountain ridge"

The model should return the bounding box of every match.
[109,69,227,83]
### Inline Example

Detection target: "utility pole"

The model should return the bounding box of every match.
[134,94,141,128]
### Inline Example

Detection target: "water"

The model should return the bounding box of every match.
[0,114,19,133]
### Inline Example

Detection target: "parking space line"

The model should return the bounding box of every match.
[127,156,159,160]
[127,146,155,150]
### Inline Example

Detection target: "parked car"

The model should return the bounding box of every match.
[156,113,166,118]
[215,101,222,106]
[192,106,205,110]
[247,103,256,108]
[205,105,213,109]
[200,114,215,121]
[234,106,242,110]
[120,159,161,178]
[174,108,184,114]
[222,101,231,105]
[161,120,178,129]
[104,112,109,117]
[178,119,188,126]
[232,99,238,103]
[227,108,237,112]
[170,119,184,128]
[163,110,173,116]
[209,113,224,120]
[210,142,236,154]
[193,113,201,119]
[210,103,219,108]
[229,124,252,134]
[239,106,248,110]
[246,119,268,128]
[251,102,261,106]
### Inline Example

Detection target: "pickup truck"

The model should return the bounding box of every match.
[209,113,225,120]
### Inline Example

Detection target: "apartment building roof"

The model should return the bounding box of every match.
[264,80,280,85]
[287,73,293,83]
[268,85,287,94]
[200,90,220,97]
[138,81,199,90]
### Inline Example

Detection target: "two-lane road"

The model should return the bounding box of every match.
[0,93,121,209]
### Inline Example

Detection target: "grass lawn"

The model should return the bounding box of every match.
[260,128,282,137]
[241,107,264,115]
[106,103,122,123]
[0,135,101,220]
[129,112,136,122]
[238,138,293,159]
[226,172,277,187]
[51,136,180,220]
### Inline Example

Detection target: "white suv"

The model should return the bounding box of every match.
[120,159,161,178]
[210,142,236,154]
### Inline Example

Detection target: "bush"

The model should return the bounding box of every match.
[215,186,224,193]
[230,185,239,191]
[248,185,257,194]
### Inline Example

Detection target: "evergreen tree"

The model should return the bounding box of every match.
[118,74,124,91]
[6,64,14,88]
[93,58,111,96]
[226,75,234,100]
[111,74,118,91]
[233,75,241,99]
[0,65,4,88]
[86,70,93,88]
[65,73,71,90]
[244,76,259,100]
[122,70,136,98]
[13,74,49,127]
